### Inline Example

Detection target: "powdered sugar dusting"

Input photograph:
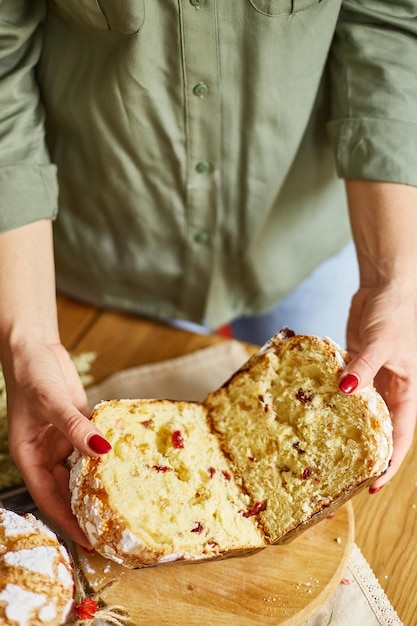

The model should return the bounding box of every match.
[334,350,346,369]
[0,508,75,625]
[0,584,45,626]
[0,509,56,541]
[5,546,57,578]
[39,603,57,621]
[118,530,140,553]
[1,510,36,537]
[324,336,347,368]
[57,561,74,587]
[367,395,378,416]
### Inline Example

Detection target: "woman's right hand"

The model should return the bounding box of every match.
[2,338,112,548]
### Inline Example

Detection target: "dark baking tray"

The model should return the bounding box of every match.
[0,485,36,513]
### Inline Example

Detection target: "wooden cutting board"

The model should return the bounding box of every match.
[75,502,354,625]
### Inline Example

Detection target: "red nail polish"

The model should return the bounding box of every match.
[339,373,359,394]
[369,485,384,495]
[89,434,112,454]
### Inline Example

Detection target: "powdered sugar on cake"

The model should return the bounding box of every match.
[0,585,47,626]
[0,508,74,626]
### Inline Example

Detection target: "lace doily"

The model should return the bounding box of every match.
[304,543,403,626]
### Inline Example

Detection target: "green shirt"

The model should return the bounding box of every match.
[1,1,417,327]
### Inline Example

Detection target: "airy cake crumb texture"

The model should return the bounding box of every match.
[205,334,392,542]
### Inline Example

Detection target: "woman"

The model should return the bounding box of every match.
[0,0,416,548]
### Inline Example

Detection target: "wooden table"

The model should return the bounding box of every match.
[57,293,416,625]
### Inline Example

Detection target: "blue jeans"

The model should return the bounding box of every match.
[231,242,359,349]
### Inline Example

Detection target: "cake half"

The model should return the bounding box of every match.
[70,400,266,568]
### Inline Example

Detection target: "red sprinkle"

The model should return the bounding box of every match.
[341,578,352,586]
[153,465,172,473]
[242,501,267,518]
[222,470,231,481]
[191,522,204,534]
[208,467,216,478]
[171,430,184,449]
[302,467,312,480]
[327,512,335,519]
[75,598,99,620]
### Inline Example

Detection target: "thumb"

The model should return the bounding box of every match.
[53,403,112,456]
[338,340,386,395]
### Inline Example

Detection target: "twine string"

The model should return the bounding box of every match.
[71,579,131,626]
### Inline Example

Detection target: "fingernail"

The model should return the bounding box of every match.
[88,434,112,454]
[80,545,95,554]
[369,485,384,495]
[339,373,359,394]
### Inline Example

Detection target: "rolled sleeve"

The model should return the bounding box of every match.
[328,0,417,186]
[0,165,58,232]
[0,1,58,232]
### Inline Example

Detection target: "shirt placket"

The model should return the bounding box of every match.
[179,0,221,322]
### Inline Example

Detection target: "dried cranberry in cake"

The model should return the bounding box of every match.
[141,419,153,428]
[208,467,216,478]
[241,501,267,518]
[302,467,313,480]
[292,441,305,454]
[222,470,231,480]
[191,522,204,534]
[296,388,314,403]
[277,327,295,340]
[153,465,172,473]
[171,430,184,449]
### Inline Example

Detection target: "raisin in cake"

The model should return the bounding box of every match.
[0,508,74,626]
[70,329,392,569]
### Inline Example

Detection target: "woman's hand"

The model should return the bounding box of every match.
[340,285,417,490]
[2,339,111,548]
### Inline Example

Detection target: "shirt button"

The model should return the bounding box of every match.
[196,161,212,173]
[194,230,210,244]
[193,82,209,98]
[190,0,205,6]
